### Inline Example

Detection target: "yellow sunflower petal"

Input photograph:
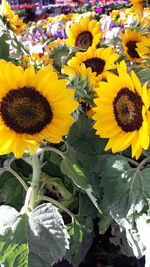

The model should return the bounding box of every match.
[138,117,149,149]
[131,131,141,158]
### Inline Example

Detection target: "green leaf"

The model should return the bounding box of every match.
[61,154,88,189]
[98,154,150,263]
[0,171,25,210]
[50,151,62,166]
[66,217,94,266]
[114,214,145,260]
[42,151,63,177]
[78,193,97,218]
[136,214,150,267]
[67,114,107,155]
[50,45,70,71]
[28,203,70,264]
[0,205,29,267]
[2,177,25,209]
[99,155,150,233]
[138,69,150,86]
[0,33,9,60]
[60,114,110,213]
[98,198,113,233]
[67,219,83,254]
[70,75,94,102]
[41,173,72,200]
[61,151,101,213]
[109,222,135,257]
[0,203,70,266]
[12,159,32,177]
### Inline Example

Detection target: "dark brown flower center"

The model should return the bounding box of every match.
[1,87,53,134]
[113,87,143,132]
[83,57,105,75]
[75,31,93,50]
[126,40,140,59]
[79,100,91,111]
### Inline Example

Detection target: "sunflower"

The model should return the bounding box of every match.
[66,47,119,83]
[66,17,102,50]
[130,0,150,12]
[0,60,78,158]
[136,36,150,64]
[120,29,143,62]
[92,61,150,159]
[1,0,26,34]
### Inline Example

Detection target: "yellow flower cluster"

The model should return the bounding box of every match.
[22,52,53,69]
[45,11,95,24]
[1,0,26,34]
[0,2,150,161]
[110,5,150,26]
[61,15,150,160]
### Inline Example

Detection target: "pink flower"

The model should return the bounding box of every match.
[95,7,102,13]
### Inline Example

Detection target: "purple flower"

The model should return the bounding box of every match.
[54,30,67,39]
[61,8,71,14]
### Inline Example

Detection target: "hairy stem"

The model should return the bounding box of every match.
[44,146,65,159]
[8,167,28,191]
[126,158,139,167]
[130,157,150,189]
[29,154,41,210]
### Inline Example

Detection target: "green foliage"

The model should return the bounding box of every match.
[66,217,94,266]
[138,68,150,86]
[0,171,26,210]
[0,203,69,267]
[41,173,72,200]
[68,75,94,104]
[0,205,29,267]
[135,213,150,265]
[67,113,107,156]
[50,45,76,72]
[0,33,9,60]
[98,154,150,263]
[61,114,111,213]
[100,155,150,219]
[109,223,135,258]
[2,176,25,209]
[61,151,88,189]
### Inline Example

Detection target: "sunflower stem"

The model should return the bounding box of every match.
[130,157,150,189]
[44,146,65,159]
[29,153,41,210]
[8,167,28,191]
[21,187,33,214]
[126,158,139,167]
